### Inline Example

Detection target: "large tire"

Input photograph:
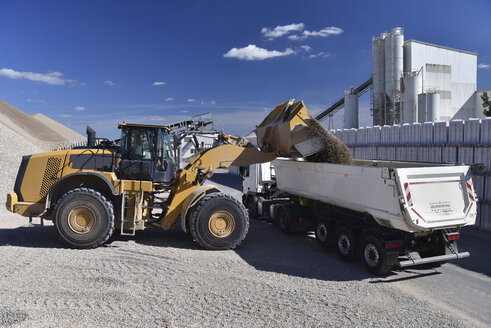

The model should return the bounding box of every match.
[247,197,258,219]
[315,216,330,248]
[334,225,357,262]
[277,206,291,234]
[53,188,115,249]
[189,192,249,250]
[360,235,392,275]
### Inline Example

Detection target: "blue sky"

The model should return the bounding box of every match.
[1,0,490,139]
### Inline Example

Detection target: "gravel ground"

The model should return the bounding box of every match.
[0,215,476,328]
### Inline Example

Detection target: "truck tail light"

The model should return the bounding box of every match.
[448,233,459,241]
[385,241,401,249]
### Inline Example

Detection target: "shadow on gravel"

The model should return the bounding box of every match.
[107,226,199,250]
[0,225,61,248]
[369,271,442,283]
[235,219,373,282]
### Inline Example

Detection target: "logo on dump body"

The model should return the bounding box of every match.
[430,201,453,213]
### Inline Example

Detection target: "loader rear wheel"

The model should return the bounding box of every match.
[189,192,249,250]
[335,226,357,262]
[53,188,115,249]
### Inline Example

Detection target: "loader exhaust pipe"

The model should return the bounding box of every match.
[86,125,96,147]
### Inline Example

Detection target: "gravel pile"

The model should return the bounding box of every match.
[304,117,353,164]
[0,124,49,215]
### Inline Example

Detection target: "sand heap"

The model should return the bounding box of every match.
[304,117,353,164]
[0,99,85,142]
[0,100,86,215]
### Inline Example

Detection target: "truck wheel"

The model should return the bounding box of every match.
[247,197,258,219]
[189,192,249,250]
[334,226,357,261]
[277,206,291,233]
[315,217,330,248]
[360,235,392,275]
[53,188,115,249]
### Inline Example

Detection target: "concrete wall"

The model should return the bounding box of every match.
[333,117,491,231]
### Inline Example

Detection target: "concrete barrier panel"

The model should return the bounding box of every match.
[381,126,391,145]
[390,125,401,145]
[434,121,448,145]
[410,123,421,145]
[475,148,491,173]
[428,147,442,162]
[418,147,429,162]
[396,147,407,161]
[443,146,457,163]
[449,120,464,145]
[459,147,474,164]
[482,118,491,145]
[463,118,481,145]
[421,122,434,145]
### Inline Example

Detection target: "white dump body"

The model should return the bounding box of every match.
[273,159,477,233]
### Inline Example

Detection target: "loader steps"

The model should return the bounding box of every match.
[120,191,144,236]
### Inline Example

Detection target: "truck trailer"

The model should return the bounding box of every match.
[242,158,478,275]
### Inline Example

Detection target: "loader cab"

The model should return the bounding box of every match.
[118,123,176,184]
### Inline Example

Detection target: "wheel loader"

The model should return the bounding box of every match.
[5,100,324,249]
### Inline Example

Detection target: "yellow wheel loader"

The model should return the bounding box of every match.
[5,100,324,249]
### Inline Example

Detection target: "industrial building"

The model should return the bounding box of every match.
[321,27,486,129]
[371,27,480,127]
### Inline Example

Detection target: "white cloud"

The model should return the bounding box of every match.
[79,82,86,86]
[308,52,331,59]
[165,97,174,102]
[224,44,295,61]
[149,116,165,121]
[0,68,74,85]
[288,26,343,40]
[104,80,116,86]
[187,98,196,102]
[261,23,304,39]
[153,81,166,86]
[26,99,33,103]
[301,45,312,52]
[478,63,490,69]
[180,110,189,113]
[74,106,86,111]
[59,114,72,118]
[210,100,216,105]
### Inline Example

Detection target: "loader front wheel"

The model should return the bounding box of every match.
[53,188,115,249]
[189,192,249,250]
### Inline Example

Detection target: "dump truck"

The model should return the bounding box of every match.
[243,158,478,275]
[5,100,322,250]
[241,102,478,275]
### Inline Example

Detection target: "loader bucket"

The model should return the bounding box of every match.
[255,100,324,157]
